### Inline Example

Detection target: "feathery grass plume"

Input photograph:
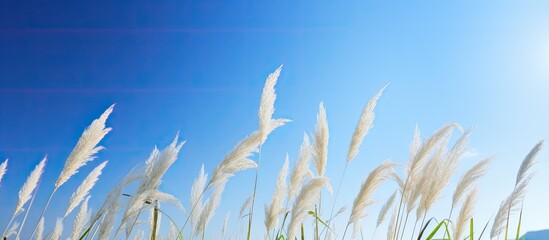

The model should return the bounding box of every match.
[2,156,46,238]
[258,65,291,144]
[417,127,472,219]
[35,218,44,240]
[313,102,329,177]
[287,177,330,239]
[452,157,493,209]
[55,104,113,189]
[120,134,184,237]
[222,213,230,239]
[377,191,397,227]
[396,124,457,238]
[331,206,347,221]
[390,172,404,193]
[387,210,397,240]
[133,229,145,240]
[50,218,63,240]
[98,208,117,240]
[490,175,531,238]
[288,133,313,202]
[0,159,8,186]
[346,84,388,163]
[71,195,91,239]
[265,156,289,234]
[239,195,253,219]
[190,164,208,234]
[65,161,107,217]
[195,179,226,237]
[211,131,261,187]
[85,165,143,240]
[167,220,179,239]
[124,190,183,237]
[5,222,19,239]
[516,140,544,185]
[453,188,477,240]
[15,156,46,217]
[404,124,458,201]
[416,143,449,219]
[347,161,397,237]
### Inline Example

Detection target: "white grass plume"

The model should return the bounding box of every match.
[402,124,457,212]
[313,102,329,177]
[346,84,387,163]
[287,177,330,239]
[264,156,289,233]
[92,166,143,239]
[36,217,44,240]
[516,140,543,185]
[288,133,313,202]
[5,222,19,238]
[490,176,531,238]
[125,189,183,235]
[453,188,477,240]
[387,210,397,240]
[417,127,471,218]
[167,220,179,239]
[120,134,184,237]
[406,123,457,178]
[222,212,230,239]
[239,195,253,219]
[377,191,397,227]
[14,156,46,217]
[0,159,8,186]
[50,218,63,240]
[211,131,261,187]
[65,161,107,217]
[190,164,208,234]
[258,65,291,144]
[133,229,144,240]
[195,180,226,237]
[71,196,91,240]
[348,161,397,236]
[452,157,493,208]
[55,104,113,189]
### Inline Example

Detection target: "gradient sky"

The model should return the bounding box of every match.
[1,1,549,239]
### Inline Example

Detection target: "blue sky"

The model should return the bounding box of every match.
[1,1,549,239]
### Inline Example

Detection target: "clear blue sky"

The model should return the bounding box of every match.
[1,1,549,239]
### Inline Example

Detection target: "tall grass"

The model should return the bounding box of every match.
[0,67,544,240]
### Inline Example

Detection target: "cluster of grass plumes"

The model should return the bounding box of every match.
[0,67,544,240]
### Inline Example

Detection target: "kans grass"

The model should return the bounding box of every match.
[0,67,543,240]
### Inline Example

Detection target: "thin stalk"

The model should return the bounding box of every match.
[322,164,348,240]
[399,212,410,240]
[371,228,377,240]
[2,215,15,238]
[315,205,320,240]
[515,203,524,240]
[275,211,290,240]
[341,222,350,240]
[393,178,411,240]
[419,212,427,237]
[151,201,159,240]
[409,220,417,240]
[504,188,517,240]
[441,206,454,240]
[88,213,105,240]
[29,189,56,240]
[301,223,305,240]
[16,181,41,240]
[246,145,263,240]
